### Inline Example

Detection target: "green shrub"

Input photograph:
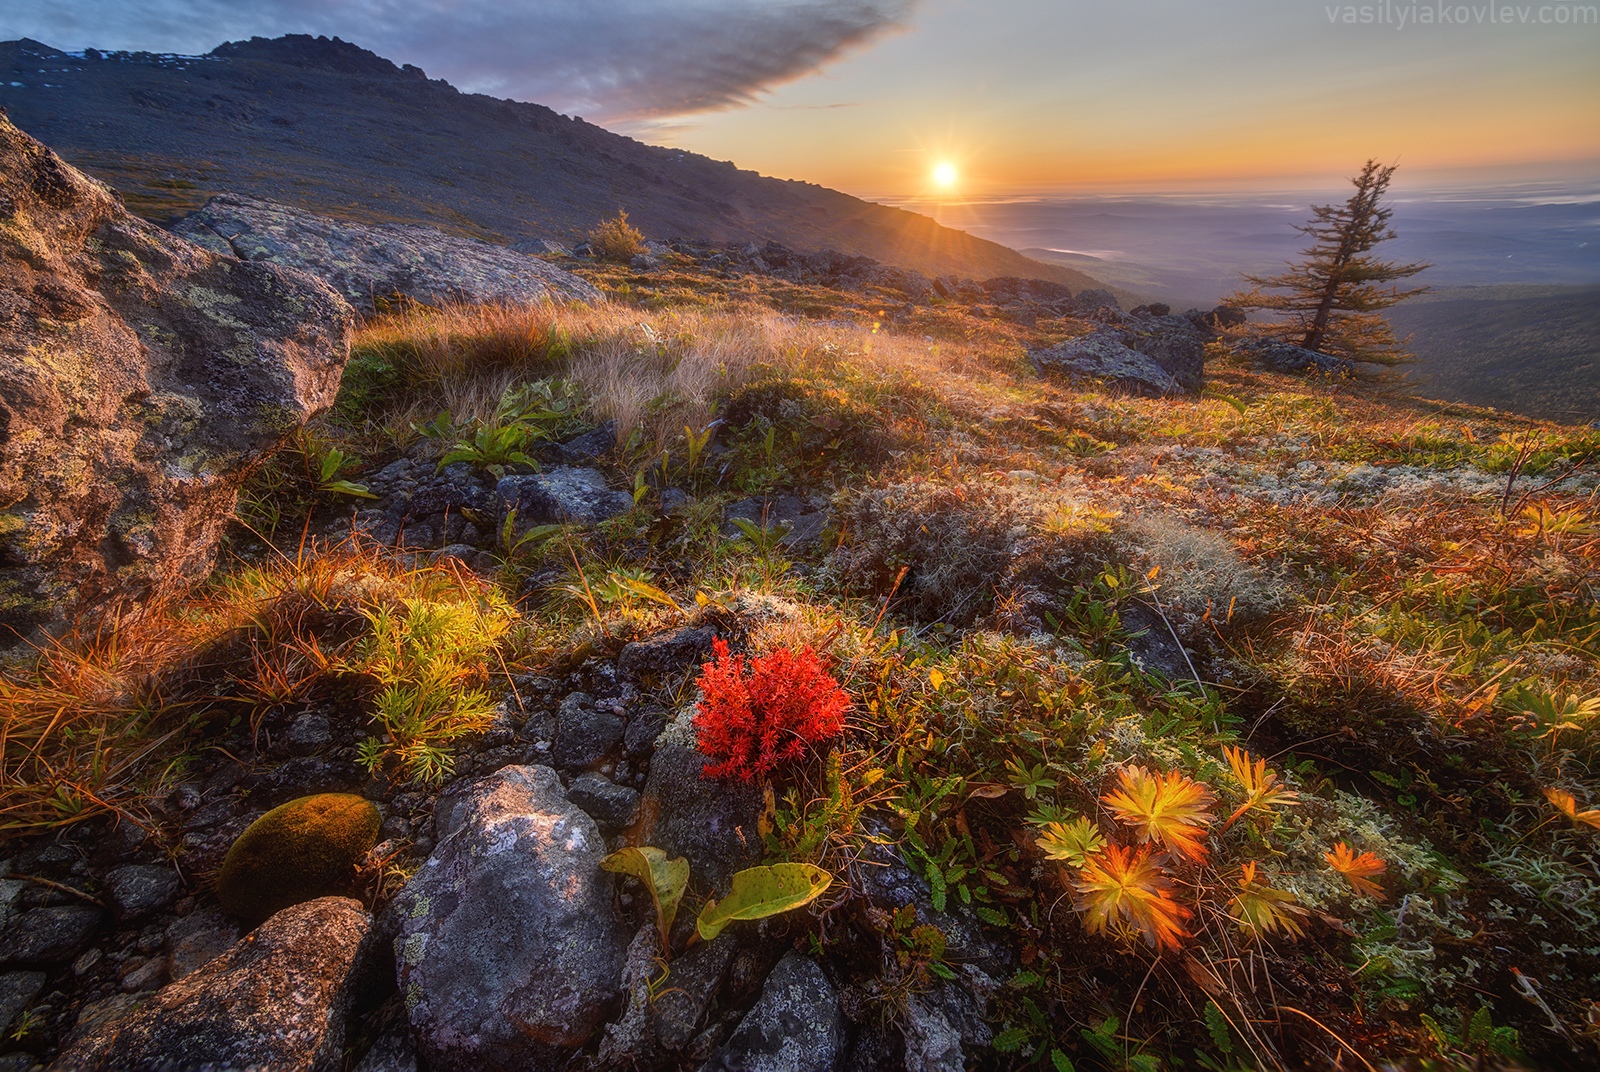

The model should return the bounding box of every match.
[827,480,1124,626]
[588,209,646,262]
[215,793,380,920]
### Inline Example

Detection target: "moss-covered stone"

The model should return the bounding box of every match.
[215,793,380,921]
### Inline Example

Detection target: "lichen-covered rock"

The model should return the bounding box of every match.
[700,953,845,1072]
[174,193,602,311]
[0,906,103,966]
[102,863,181,922]
[215,793,380,921]
[497,467,636,526]
[390,764,627,1072]
[1030,332,1182,396]
[52,896,373,1072]
[0,116,353,648]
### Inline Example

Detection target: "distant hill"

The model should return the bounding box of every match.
[1386,285,1600,425]
[0,35,1122,295]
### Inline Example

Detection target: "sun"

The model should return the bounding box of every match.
[931,161,958,189]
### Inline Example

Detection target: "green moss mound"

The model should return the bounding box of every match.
[215,793,380,921]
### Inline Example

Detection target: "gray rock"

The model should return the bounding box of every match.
[62,993,142,1051]
[1069,288,1121,315]
[1113,314,1208,393]
[902,977,995,1072]
[725,496,828,550]
[567,773,641,830]
[288,713,334,755]
[354,1025,419,1072]
[0,907,103,966]
[624,705,670,761]
[618,626,716,681]
[553,692,625,769]
[174,194,602,311]
[651,936,737,1050]
[102,865,181,923]
[52,896,373,1072]
[1247,339,1356,376]
[390,765,626,1072]
[700,953,844,1072]
[497,468,636,526]
[0,972,44,1037]
[1030,333,1182,396]
[546,423,616,465]
[637,717,763,896]
[0,117,354,649]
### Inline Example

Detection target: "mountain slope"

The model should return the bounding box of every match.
[0,35,1119,293]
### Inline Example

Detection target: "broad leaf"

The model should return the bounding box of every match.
[602,847,689,945]
[696,863,833,940]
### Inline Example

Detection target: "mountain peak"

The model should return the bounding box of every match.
[206,34,426,80]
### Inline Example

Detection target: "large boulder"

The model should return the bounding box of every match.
[497,467,636,526]
[0,116,353,648]
[391,765,627,1072]
[174,194,603,311]
[1030,333,1182,396]
[52,896,374,1072]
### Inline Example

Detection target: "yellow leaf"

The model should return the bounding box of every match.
[929,668,945,692]
[1228,861,1307,940]
[696,864,833,941]
[1325,842,1387,899]
[1220,746,1298,831]
[1036,817,1106,867]
[1103,766,1215,862]
[1545,787,1600,830]
[1073,843,1191,952]
[601,847,690,946]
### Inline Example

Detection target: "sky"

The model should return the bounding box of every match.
[5,0,1598,197]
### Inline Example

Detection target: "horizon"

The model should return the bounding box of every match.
[6,1,1596,202]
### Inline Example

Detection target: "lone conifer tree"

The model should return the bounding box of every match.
[1228,160,1429,364]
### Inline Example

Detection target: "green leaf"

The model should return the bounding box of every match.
[601,847,689,946]
[1203,1000,1233,1055]
[610,574,681,611]
[695,863,833,941]
[991,1026,1029,1054]
[1051,1049,1076,1072]
[322,479,377,499]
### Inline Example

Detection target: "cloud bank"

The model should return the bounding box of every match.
[5,0,914,120]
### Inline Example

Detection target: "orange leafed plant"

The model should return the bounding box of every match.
[1220,746,1298,831]
[1545,787,1600,830]
[1102,765,1215,862]
[1073,843,1191,951]
[1325,842,1387,898]
[1228,861,1307,939]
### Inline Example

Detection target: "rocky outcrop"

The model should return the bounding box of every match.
[0,116,353,648]
[497,467,636,526]
[174,194,603,312]
[1031,308,1215,395]
[1239,336,1357,376]
[1030,332,1183,396]
[391,764,627,1072]
[52,896,374,1072]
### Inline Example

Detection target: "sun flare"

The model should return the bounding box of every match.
[931,161,958,189]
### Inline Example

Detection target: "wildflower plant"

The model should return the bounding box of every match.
[693,637,850,781]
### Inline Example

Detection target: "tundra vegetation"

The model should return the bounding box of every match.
[3,243,1598,1071]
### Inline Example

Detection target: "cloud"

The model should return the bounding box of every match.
[4,0,915,120]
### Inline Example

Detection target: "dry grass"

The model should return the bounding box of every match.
[0,543,508,833]
[348,300,1025,454]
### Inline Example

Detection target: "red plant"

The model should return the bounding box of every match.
[693,638,849,781]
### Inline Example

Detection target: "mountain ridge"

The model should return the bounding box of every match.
[0,34,1131,299]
